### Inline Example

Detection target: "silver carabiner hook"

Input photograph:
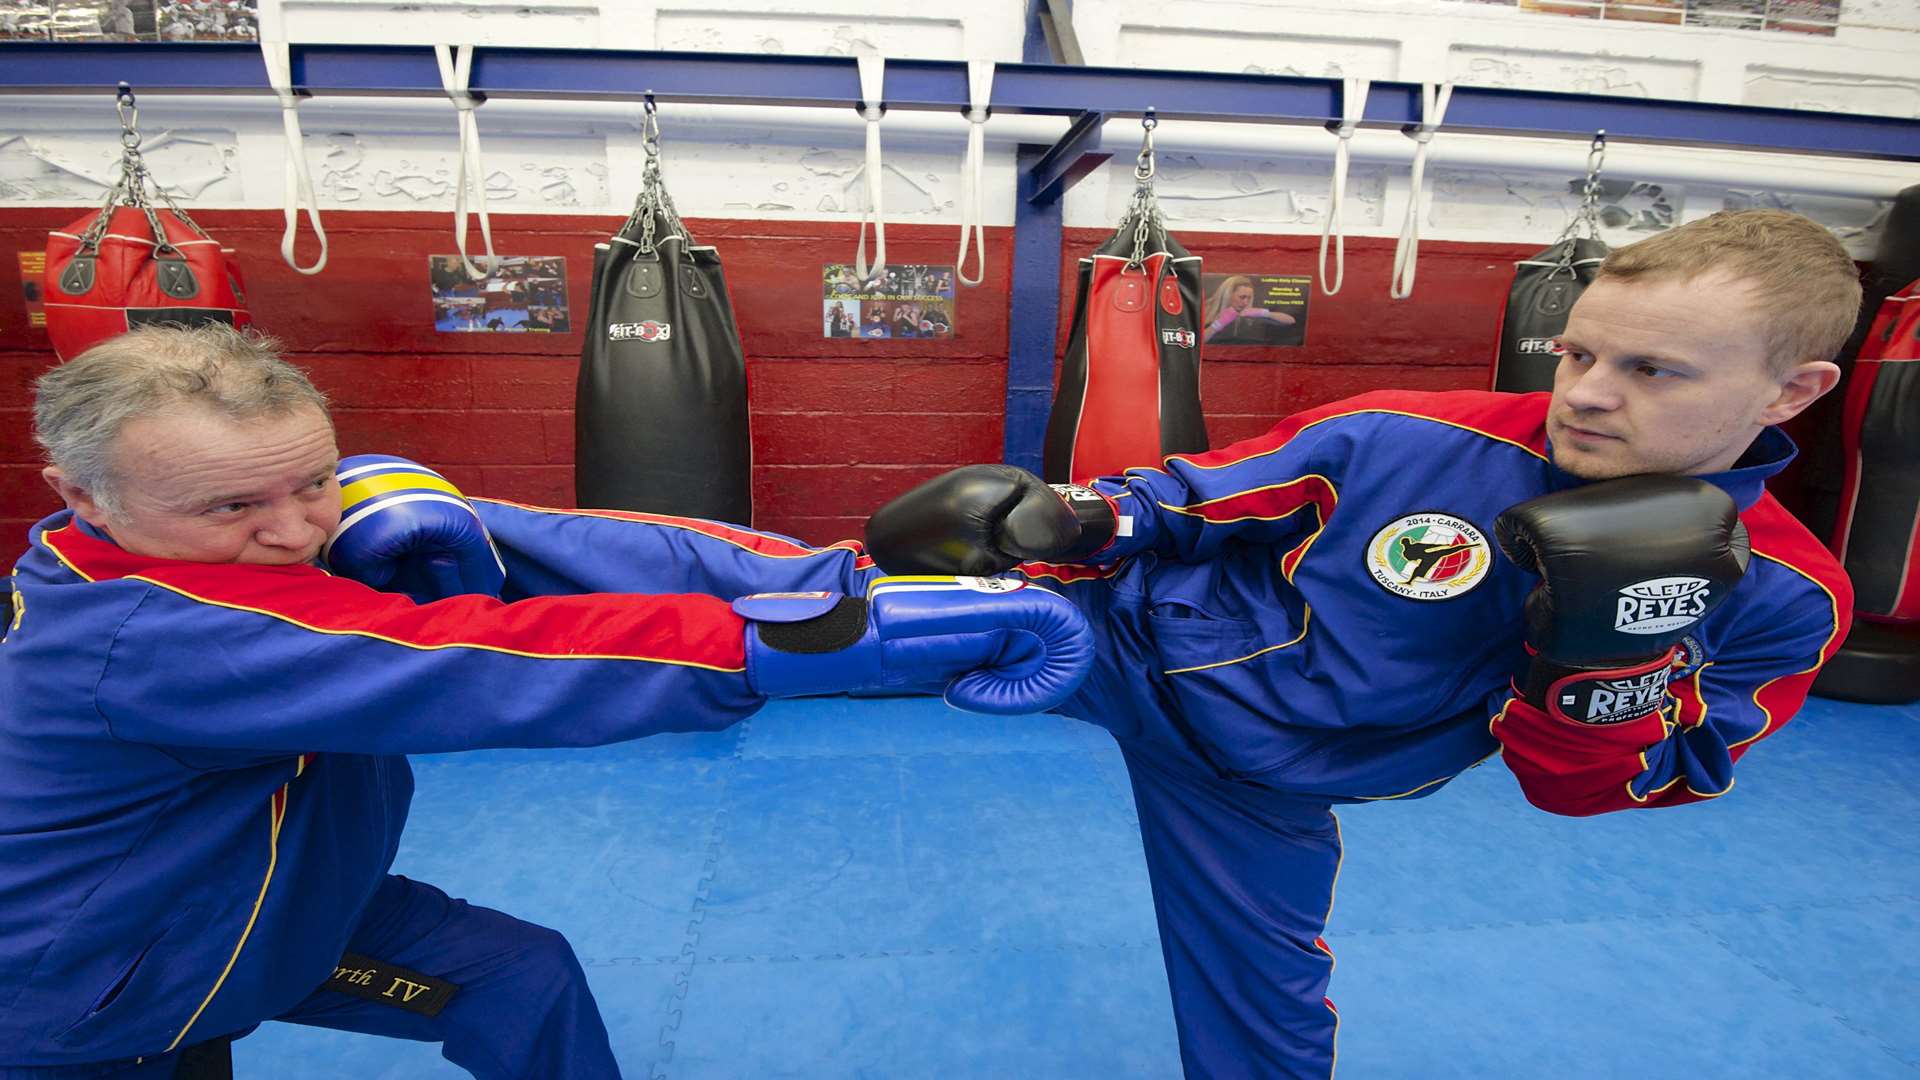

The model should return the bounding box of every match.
[1135,109,1157,182]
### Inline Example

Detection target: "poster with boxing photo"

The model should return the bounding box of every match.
[1200,273,1310,348]
[822,263,956,340]
[430,255,572,333]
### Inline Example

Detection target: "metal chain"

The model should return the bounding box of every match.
[1556,130,1607,245]
[621,94,694,255]
[78,83,212,256]
[1124,111,1160,270]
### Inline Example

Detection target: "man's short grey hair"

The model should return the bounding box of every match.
[33,323,331,513]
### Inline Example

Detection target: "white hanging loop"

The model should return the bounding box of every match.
[954,59,994,288]
[854,53,887,281]
[259,39,325,273]
[435,44,496,280]
[1389,81,1453,301]
[1318,76,1370,298]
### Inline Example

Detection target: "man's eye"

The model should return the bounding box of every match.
[1636,364,1675,378]
[308,476,331,491]
[207,502,249,516]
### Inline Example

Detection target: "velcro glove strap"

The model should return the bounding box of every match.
[1525,648,1677,727]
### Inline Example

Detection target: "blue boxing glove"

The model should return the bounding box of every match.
[324,454,507,603]
[736,576,1094,715]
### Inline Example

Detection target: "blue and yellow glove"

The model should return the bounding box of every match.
[324,454,507,603]
[736,575,1095,715]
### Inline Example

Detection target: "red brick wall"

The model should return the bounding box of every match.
[1,207,1530,553]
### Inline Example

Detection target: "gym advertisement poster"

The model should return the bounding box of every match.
[823,264,957,340]
[18,251,45,327]
[430,255,572,334]
[1201,273,1310,348]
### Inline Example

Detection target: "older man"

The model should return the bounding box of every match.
[0,324,1091,1078]
[863,209,1859,1077]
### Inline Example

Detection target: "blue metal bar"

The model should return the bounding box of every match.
[1005,144,1064,472]
[4,42,1918,160]
[1026,110,1112,207]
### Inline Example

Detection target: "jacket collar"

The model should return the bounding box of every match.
[1544,425,1796,512]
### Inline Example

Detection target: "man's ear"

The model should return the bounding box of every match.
[1759,360,1843,427]
[42,466,112,529]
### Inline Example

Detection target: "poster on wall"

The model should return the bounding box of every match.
[18,251,46,328]
[430,255,572,334]
[1200,273,1310,348]
[822,263,957,340]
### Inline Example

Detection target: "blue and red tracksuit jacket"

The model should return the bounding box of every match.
[0,511,871,1067]
[1022,389,1852,815]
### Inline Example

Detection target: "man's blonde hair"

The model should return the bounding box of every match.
[1595,209,1861,376]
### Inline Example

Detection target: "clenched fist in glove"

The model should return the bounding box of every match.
[324,454,507,603]
[1496,474,1750,727]
[736,575,1095,714]
[864,464,1119,576]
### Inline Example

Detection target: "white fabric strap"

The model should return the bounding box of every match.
[1390,81,1454,300]
[1317,77,1370,298]
[954,59,995,287]
[260,41,326,274]
[436,44,496,280]
[854,53,887,280]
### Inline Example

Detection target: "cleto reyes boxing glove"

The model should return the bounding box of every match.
[1495,475,1750,727]
[737,575,1094,715]
[865,464,1120,576]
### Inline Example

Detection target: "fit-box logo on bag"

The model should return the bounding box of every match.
[609,320,672,342]
[1161,328,1196,349]
[1615,577,1710,635]
[1516,337,1565,355]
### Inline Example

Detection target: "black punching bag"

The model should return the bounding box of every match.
[1044,132,1207,485]
[576,126,751,523]
[1489,237,1608,394]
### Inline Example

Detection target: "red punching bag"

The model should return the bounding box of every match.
[1044,117,1207,484]
[1817,276,1920,703]
[44,86,250,361]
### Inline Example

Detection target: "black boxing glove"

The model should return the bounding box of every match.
[1495,475,1750,728]
[865,464,1119,576]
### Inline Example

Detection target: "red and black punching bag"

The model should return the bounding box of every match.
[1489,237,1608,394]
[1816,275,1920,704]
[45,89,250,360]
[576,121,751,523]
[1044,140,1206,485]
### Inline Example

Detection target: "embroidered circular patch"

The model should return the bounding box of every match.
[1365,512,1493,601]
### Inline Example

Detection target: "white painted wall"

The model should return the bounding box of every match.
[3,0,1917,265]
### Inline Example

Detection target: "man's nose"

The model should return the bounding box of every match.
[1561,359,1621,411]
[255,499,320,548]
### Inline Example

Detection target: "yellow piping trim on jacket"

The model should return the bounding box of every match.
[1164,608,1312,675]
[164,787,285,1051]
[339,471,463,508]
[1731,550,1845,750]
[6,567,21,637]
[477,498,865,560]
[1352,748,1496,802]
[1156,474,1337,525]
[123,575,744,673]
[41,528,97,583]
[1149,407,1548,474]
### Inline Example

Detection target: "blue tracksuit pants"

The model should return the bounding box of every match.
[1,876,618,1079]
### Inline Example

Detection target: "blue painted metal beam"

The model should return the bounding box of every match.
[1025,110,1112,208]
[1004,144,1065,474]
[5,42,1919,163]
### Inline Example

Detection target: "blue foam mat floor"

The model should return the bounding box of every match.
[237,695,1920,1078]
